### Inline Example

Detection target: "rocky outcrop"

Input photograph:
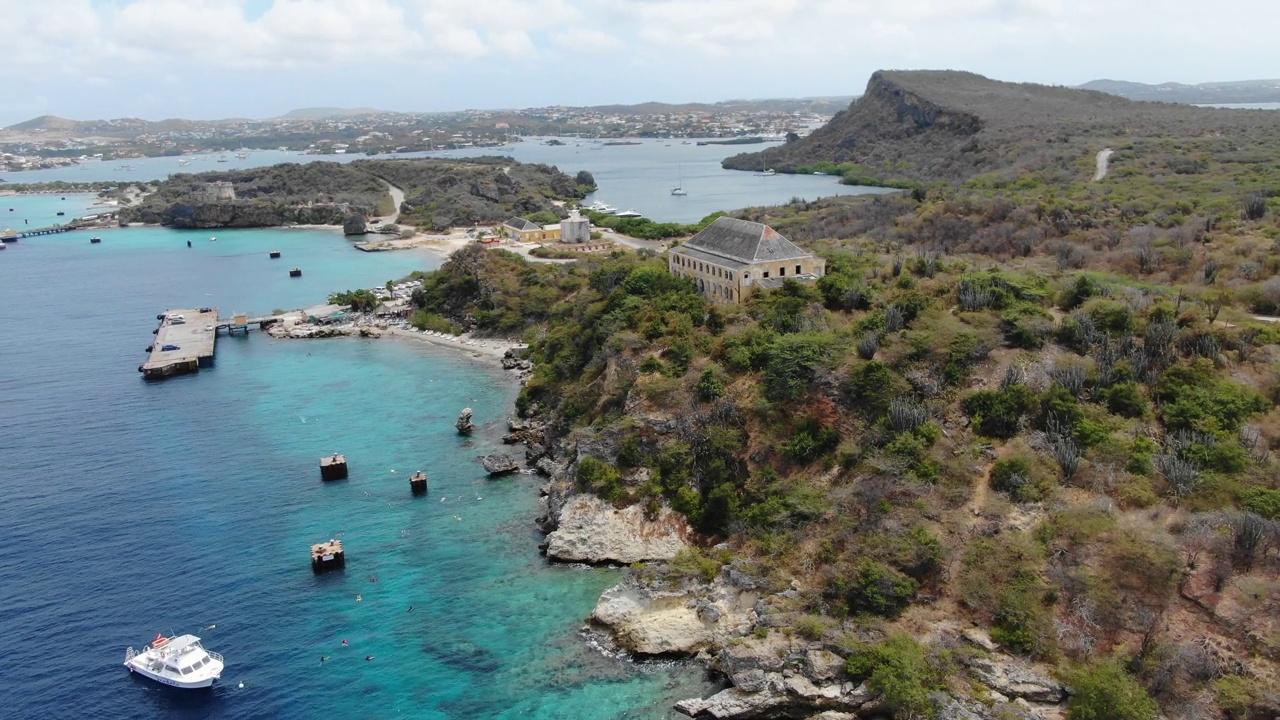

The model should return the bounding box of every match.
[964,656,1066,704]
[266,323,383,339]
[502,416,545,445]
[343,212,369,235]
[544,494,690,564]
[590,568,761,656]
[481,453,520,476]
[455,408,474,435]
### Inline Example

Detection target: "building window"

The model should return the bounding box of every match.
[780,267,786,276]
[763,271,770,278]
[743,272,750,280]
[796,265,802,275]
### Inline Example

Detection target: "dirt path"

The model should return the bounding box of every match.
[1092,148,1113,182]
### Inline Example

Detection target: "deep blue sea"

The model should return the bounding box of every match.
[0,195,716,718]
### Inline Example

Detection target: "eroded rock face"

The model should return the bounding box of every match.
[965,656,1067,704]
[590,572,759,657]
[455,408,474,435]
[342,212,369,235]
[481,453,520,476]
[544,494,690,564]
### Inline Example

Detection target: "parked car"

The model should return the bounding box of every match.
[161,344,180,351]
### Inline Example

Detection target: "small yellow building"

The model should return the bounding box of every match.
[668,217,826,304]
[503,217,562,242]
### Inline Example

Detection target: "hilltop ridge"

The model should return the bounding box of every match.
[723,69,1280,182]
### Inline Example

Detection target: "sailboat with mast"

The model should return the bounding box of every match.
[670,165,688,196]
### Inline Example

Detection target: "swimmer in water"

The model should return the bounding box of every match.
[365,655,375,661]
[320,656,329,663]
[341,639,349,646]
[356,594,362,602]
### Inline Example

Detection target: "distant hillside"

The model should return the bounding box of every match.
[278,107,385,120]
[6,115,80,131]
[585,97,854,116]
[723,70,1280,183]
[1080,78,1280,104]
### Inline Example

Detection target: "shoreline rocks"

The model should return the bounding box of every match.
[481,453,520,476]
[544,494,691,564]
[589,569,761,657]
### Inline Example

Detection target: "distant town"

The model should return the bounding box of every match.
[0,97,850,173]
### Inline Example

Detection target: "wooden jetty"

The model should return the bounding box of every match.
[311,539,345,572]
[320,454,349,481]
[139,308,219,379]
[409,471,428,494]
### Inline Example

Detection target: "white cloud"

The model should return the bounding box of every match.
[0,0,1276,121]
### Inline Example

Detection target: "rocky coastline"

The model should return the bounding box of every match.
[499,393,1077,720]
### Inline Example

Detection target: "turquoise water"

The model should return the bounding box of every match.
[0,192,103,229]
[0,192,717,718]
[3,218,443,316]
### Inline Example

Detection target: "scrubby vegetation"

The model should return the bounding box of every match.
[121,157,593,229]
[403,70,1280,719]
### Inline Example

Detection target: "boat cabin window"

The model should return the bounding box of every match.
[165,665,181,674]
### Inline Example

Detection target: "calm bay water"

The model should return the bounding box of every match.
[0,194,716,718]
[1,139,896,224]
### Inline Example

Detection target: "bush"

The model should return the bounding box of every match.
[1099,381,1148,418]
[845,635,946,720]
[787,417,841,462]
[695,366,725,401]
[410,310,462,334]
[575,456,625,504]
[1066,660,1159,720]
[838,558,919,617]
[847,361,911,418]
[1154,363,1269,434]
[962,386,1035,438]
[763,334,830,402]
[990,456,1041,501]
[1240,486,1280,519]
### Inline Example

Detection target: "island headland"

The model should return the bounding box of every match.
[403,70,1280,720]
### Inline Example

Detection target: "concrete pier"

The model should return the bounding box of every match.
[140,308,219,379]
[320,454,349,481]
[311,539,345,572]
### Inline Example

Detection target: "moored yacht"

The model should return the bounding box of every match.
[587,201,616,214]
[123,633,224,689]
[615,209,642,218]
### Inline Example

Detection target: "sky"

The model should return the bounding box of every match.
[2,0,1276,125]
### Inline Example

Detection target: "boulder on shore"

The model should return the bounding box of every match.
[481,453,520,476]
[343,212,368,235]
[544,494,690,564]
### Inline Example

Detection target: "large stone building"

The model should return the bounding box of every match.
[668,217,826,303]
[502,216,562,242]
[194,181,236,203]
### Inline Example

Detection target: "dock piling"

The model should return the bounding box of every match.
[320,454,349,481]
[311,539,345,573]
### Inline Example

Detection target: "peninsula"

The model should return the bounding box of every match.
[407,70,1280,720]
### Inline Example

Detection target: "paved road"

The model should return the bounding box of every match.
[1093,148,1113,182]
[598,229,669,252]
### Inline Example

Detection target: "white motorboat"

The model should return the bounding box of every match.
[123,633,224,689]
[615,209,642,218]
[587,201,616,214]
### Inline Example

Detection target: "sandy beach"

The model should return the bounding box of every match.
[383,326,521,364]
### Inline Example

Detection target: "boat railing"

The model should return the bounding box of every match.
[125,647,137,662]
[206,650,224,663]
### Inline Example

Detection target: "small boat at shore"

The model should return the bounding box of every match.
[90,236,102,243]
[123,633,224,689]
